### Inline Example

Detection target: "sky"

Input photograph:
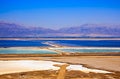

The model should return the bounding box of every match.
[0,0,120,29]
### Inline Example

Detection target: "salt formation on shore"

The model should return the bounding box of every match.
[0,60,111,75]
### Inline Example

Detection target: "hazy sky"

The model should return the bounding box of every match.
[0,0,120,29]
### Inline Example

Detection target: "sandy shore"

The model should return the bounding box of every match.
[44,56,120,72]
[0,55,120,79]
[0,55,120,72]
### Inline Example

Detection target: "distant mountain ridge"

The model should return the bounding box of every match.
[59,24,120,37]
[0,22,57,37]
[0,22,120,37]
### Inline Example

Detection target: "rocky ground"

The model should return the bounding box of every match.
[0,70,120,79]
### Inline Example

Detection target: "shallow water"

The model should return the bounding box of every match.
[0,60,111,75]
[0,47,120,54]
[53,47,120,53]
[0,48,57,54]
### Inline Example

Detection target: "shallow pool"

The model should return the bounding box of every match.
[0,48,57,54]
[53,47,120,53]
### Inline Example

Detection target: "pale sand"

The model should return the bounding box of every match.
[0,60,111,75]
[44,56,120,72]
[0,56,120,72]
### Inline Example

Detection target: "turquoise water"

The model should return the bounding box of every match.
[56,48,120,53]
[0,48,120,54]
[0,48,57,54]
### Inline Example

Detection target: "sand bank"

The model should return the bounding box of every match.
[0,55,120,72]
[45,56,120,72]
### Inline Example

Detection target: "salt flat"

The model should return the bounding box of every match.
[0,60,110,75]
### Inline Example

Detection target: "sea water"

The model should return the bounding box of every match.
[0,40,120,47]
[0,40,49,47]
[53,40,120,47]
[0,39,120,54]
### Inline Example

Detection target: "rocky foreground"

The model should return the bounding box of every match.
[0,70,120,79]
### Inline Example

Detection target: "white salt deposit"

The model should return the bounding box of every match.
[0,60,111,75]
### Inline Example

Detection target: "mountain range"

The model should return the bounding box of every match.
[0,22,120,37]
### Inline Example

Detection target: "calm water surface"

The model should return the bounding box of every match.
[0,39,120,54]
[0,40,120,47]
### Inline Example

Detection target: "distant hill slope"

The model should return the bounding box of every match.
[59,24,120,37]
[0,22,120,37]
[0,22,57,37]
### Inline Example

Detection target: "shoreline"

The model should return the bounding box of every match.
[0,46,120,55]
[0,60,111,75]
[0,55,120,79]
[0,41,120,78]
[0,55,120,72]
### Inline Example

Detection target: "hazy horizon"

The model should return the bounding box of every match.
[0,0,120,29]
